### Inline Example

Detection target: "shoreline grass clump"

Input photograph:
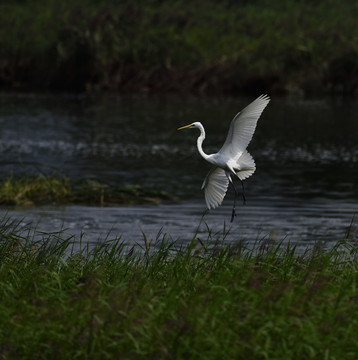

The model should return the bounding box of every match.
[0,175,176,206]
[0,216,358,358]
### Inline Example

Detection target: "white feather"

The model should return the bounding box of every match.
[219,94,270,160]
[201,167,229,210]
[235,150,256,180]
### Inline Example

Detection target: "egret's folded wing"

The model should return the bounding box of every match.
[218,94,270,159]
[201,167,229,210]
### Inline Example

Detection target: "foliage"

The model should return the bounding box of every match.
[0,0,358,94]
[0,176,175,206]
[0,216,358,358]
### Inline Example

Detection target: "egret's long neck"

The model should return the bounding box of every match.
[196,124,209,160]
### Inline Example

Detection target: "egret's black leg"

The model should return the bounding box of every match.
[230,181,238,223]
[240,180,247,205]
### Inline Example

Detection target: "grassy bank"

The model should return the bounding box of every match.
[1,0,358,95]
[0,217,358,358]
[0,176,176,206]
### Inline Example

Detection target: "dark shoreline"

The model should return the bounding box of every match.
[1,0,358,97]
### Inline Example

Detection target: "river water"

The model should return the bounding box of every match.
[0,93,357,251]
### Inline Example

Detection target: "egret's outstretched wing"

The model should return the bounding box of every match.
[218,94,270,159]
[201,167,229,210]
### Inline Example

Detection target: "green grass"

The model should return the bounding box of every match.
[1,0,358,94]
[0,176,176,206]
[0,216,358,359]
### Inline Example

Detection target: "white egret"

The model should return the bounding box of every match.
[178,94,270,222]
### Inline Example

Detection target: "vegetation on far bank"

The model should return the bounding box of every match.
[1,0,358,96]
[0,176,176,206]
[0,216,358,358]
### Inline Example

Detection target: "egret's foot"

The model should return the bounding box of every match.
[230,208,236,223]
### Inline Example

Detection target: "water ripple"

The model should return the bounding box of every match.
[1,138,357,164]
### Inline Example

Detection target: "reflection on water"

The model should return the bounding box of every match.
[7,197,357,253]
[0,93,357,247]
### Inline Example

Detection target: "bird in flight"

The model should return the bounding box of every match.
[178,94,270,222]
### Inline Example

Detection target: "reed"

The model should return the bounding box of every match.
[0,215,357,359]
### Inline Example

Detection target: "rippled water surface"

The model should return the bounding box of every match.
[1,93,357,248]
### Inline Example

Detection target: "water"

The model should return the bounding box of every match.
[1,93,357,249]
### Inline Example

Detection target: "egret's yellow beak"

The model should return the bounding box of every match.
[177,124,193,130]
